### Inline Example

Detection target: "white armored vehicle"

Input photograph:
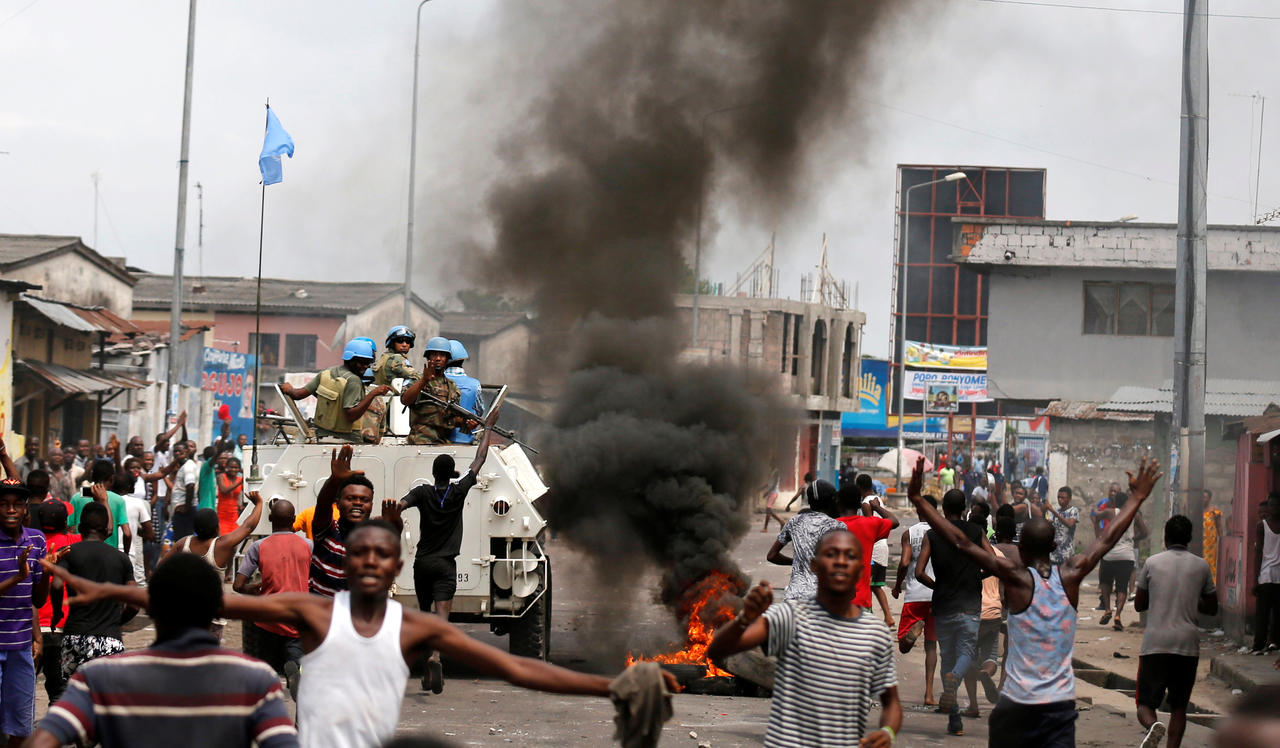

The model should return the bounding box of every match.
[245,384,554,659]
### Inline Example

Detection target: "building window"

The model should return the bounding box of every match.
[284,334,317,370]
[249,333,280,367]
[1083,282,1175,336]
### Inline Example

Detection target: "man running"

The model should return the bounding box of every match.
[397,405,502,693]
[914,487,990,736]
[892,493,939,707]
[907,455,1162,747]
[857,474,897,628]
[1132,515,1217,748]
[708,529,902,747]
[41,520,678,748]
[767,480,843,601]
[833,483,898,626]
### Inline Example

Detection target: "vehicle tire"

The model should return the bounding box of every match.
[509,561,551,660]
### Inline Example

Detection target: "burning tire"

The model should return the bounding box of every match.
[509,560,551,660]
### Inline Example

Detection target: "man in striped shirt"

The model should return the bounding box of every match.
[308,446,398,598]
[0,476,47,745]
[709,528,903,748]
[27,553,297,748]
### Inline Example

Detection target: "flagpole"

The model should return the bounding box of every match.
[165,0,197,433]
[249,100,268,482]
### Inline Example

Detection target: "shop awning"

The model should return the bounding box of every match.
[16,359,148,395]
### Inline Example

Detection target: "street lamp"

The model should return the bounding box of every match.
[403,0,433,321]
[895,170,967,488]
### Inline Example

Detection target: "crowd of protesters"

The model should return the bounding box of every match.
[0,406,1274,748]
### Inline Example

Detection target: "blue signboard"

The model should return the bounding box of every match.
[202,347,257,440]
[842,359,997,440]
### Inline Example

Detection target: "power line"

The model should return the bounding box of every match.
[858,95,1254,208]
[975,0,1280,20]
[0,0,46,30]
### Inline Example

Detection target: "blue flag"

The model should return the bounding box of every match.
[259,108,294,185]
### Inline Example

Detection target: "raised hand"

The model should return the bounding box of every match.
[1125,457,1164,501]
[329,445,362,483]
[246,490,263,507]
[90,483,108,504]
[13,546,29,582]
[740,580,773,624]
[381,498,402,530]
[908,456,926,498]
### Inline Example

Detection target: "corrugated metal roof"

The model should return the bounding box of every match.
[1042,400,1153,422]
[21,295,99,333]
[131,274,442,319]
[19,294,144,336]
[16,359,148,394]
[1101,381,1280,417]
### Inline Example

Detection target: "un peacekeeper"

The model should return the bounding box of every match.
[372,326,420,388]
[444,339,483,445]
[279,338,391,442]
[400,337,468,445]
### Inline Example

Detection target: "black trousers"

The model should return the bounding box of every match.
[41,632,65,703]
[1255,582,1280,650]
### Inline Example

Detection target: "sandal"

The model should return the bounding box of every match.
[1113,619,1124,631]
[1099,612,1112,626]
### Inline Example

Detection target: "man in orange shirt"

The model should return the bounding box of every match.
[292,504,340,540]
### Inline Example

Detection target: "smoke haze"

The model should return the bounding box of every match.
[481,1,913,611]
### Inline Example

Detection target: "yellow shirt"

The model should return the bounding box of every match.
[293,504,341,540]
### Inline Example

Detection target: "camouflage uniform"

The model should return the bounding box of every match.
[371,352,419,388]
[408,374,462,445]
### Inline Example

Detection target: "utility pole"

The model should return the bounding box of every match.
[90,171,100,248]
[165,0,197,426]
[1171,0,1208,547]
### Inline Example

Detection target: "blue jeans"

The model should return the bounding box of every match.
[936,611,980,715]
[0,646,35,737]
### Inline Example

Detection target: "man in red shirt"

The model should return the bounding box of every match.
[233,498,311,700]
[834,485,898,612]
[34,500,79,702]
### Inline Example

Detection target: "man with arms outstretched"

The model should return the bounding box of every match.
[40,518,678,748]
[905,455,1162,748]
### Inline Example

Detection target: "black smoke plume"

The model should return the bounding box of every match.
[481,2,909,609]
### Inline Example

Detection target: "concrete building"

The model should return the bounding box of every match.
[953,217,1280,642]
[676,293,865,493]
[132,274,442,417]
[0,235,135,316]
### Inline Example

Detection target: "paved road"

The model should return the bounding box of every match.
[42,515,1229,746]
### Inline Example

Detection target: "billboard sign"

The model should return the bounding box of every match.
[202,347,257,440]
[904,340,988,370]
[905,370,991,402]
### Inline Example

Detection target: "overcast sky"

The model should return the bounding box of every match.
[1,0,1275,356]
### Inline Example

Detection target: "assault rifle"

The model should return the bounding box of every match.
[410,389,539,454]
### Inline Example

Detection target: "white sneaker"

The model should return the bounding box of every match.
[1140,721,1166,748]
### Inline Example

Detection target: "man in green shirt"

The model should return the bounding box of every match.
[372,325,420,387]
[70,460,132,552]
[279,338,390,442]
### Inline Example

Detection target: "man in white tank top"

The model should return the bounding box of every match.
[40,516,680,748]
[905,455,1163,748]
[1254,493,1280,653]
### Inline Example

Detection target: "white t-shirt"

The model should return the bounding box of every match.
[121,494,152,550]
[153,450,171,497]
[1103,522,1135,562]
[904,522,934,603]
[971,486,989,503]
[865,496,890,567]
[170,460,199,510]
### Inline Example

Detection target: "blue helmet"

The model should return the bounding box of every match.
[424,336,452,356]
[386,325,415,349]
[448,339,469,364]
[342,337,376,362]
